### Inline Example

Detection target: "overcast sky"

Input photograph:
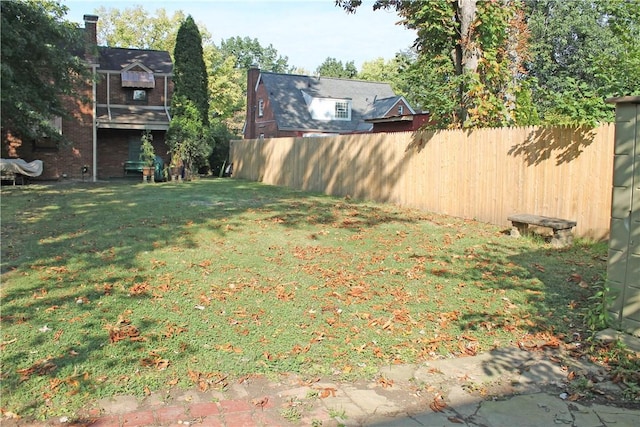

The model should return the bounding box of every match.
[63,0,417,73]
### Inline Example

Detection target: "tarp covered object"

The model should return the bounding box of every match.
[0,158,44,177]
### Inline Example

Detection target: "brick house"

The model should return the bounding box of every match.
[2,14,173,181]
[244,67,421,139]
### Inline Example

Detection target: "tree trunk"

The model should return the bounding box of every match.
[455,0,480,125]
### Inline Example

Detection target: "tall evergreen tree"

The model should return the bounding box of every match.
[167,15,212,174]
[173,15,209,126]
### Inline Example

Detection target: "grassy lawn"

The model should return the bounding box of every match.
[0,179,621,419]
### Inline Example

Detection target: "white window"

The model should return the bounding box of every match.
[258,99,264,117]
[398,105,404,115]
[133,89,147,101]
[335,101,349,119]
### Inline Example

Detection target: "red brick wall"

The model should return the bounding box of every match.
[1,79,94,181]
[255,78,287,138]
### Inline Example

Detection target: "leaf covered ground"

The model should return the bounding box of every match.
[0,179,620,419]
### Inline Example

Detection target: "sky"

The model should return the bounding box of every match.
[62,0,417,73]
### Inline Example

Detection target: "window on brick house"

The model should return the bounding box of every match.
[398,105,404,115]
[258,99,264,117]
[32,116,62,151]
[130,89,148,104]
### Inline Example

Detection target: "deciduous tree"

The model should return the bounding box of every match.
[525,0,640,125]
[1,0,90,144]
[337,0,532,128]
[219,36,291,72]
[316,57,358,78]
[94,6,212,57]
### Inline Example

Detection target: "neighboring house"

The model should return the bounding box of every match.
[2,14,173,181]
[244,67,421,139]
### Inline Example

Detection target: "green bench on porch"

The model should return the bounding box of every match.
[123,160,146,176]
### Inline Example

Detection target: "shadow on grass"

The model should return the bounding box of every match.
[0,179,607,419]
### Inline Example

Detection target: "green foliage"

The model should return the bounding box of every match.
[316,57,358,78]
[139,130,155,167]
[166,97,212,172]
[207,49,244,121]
[399,54,459,128]
[212,36,292,134]
[1,0,90,143]
[525,0,639,125]
[93,5,207,55]
[208,119,238,176]
[584,278,615,331]
[173,16,209,126]
[358,57,398,83]
[340,0,637,128]
[339,0,524,128]
[219,36,291,72]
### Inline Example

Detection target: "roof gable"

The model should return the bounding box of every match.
[98,47,173,74]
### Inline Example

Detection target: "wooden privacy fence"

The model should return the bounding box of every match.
[230,124,616,239]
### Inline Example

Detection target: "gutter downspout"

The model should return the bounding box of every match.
[164,75,171,121]
[92,64,98,182]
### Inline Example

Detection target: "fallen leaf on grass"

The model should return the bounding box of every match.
[0,338,17,350]
[533,263,545,272]
[17,358,57,381]
[106,321,144,344]
[140,356,170,371]
[129,282,149,296]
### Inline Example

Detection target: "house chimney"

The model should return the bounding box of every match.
[83,15,99,62]
[83,14,99,46]
[245,65,260,139]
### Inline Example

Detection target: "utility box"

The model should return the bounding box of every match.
[606,96,640,337]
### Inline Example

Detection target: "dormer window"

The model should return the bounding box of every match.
[302,90,352,121]
[335,101,350,120]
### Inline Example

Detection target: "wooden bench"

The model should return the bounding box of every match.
[508,214,577,247]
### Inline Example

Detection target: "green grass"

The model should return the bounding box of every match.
[0,179,612,419]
